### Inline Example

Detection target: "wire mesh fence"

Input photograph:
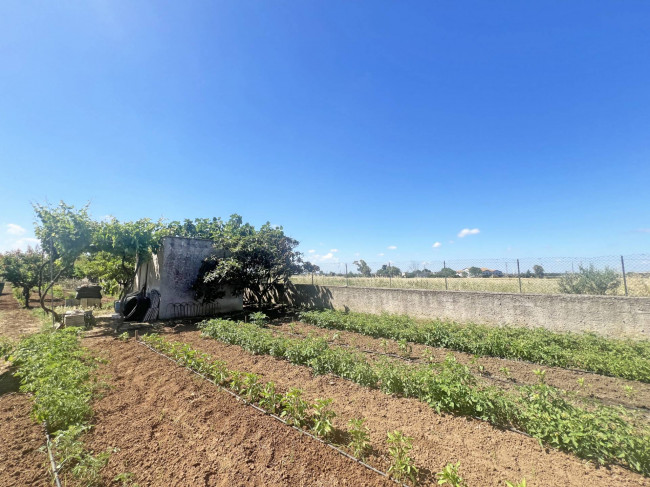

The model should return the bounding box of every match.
[291,254,650,297]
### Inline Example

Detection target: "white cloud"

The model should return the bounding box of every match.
[13,237,40,250]
[432,242,441,248]
[330,248,339,252]
[308,249,315,253]
[457,228,480,238]
[377,253,385,257]
[312,252,339,263]
[7,224,26,236]
[387,245,397,250]
[354,252,360,257]
[637,228,650,233]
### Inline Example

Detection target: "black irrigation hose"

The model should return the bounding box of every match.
[133,333,409,487]
[43,423,63,487]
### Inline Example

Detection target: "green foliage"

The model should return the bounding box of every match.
[347,418,371,459]
[9,328,94,432]
[467,266,483,277]
[387,430,418,484]
[0,336,15,359]
[281,388,311,428]
[505,478,527,487]
[53,425,112,486]
[118,332,130,342]
[533,265,545,278]
[249,311,269,327]
[259,382,283,414]
[376,264,401,277]
[192,215,304,304]
[354,259,372,277]
[311,398,336,439]
[436,267,457,278]
[199,316,650,476]
[436,462,465,486]
[558,264,620,295]
[0,248,43,308]
[299,310,650,383]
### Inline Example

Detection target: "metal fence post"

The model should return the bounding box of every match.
[345,263,349,287]
[444,260,448,290]
[517,259,522,293]
[621,255,628,296]
[389,261,392,288]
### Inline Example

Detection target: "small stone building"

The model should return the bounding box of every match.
[132,236,242,320]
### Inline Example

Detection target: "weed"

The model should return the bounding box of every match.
[398,339,413,358]
[505,479,526,487]
[624,385,637,399]
[118,332,130,342]
[532,369,546,384]
[499,366,511,378]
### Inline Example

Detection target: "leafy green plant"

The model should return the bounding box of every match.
[311,398,336,439]
[387,430,418,484]
[249,311,269,327]
[533,369,547,384]
[499,366,511,378]
[558,264,620,295]
[241,373,263,403]
[436,462,465,486]
[259,382,283,414]
[348,418,371,459]
[624,385,637,399]
[53,424,112,486]
[118,332,130,342]
[398,338,413,358]
[281,388,311,428]
[505,479,526,487]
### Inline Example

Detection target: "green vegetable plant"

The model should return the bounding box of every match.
[311,398,336,439]
[249,311,269,327]
[436,461,465,486]
[505,479,526,487]
[348,418,371,459]
[387,430,419,485]
[281,388,311,428]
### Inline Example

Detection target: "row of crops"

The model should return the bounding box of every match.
[299,310,650,382]
[198,317,650,476]
[6,328,111,485]
[139,334,527,487]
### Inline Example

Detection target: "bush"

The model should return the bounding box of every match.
[558,264,620,295]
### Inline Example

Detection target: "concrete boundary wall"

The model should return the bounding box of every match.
[284,284,650,340]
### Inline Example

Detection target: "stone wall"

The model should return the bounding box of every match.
[282,284,650,340]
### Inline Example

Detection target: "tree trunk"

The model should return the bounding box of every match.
[22,287,30,308]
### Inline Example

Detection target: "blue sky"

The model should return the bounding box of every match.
[1,1,649,269]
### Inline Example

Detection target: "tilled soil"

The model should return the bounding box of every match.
[80,334,395,487]
[0,283,43,340]
[271,320,650,411]
[165,327,650,486]
[0,393,49,487]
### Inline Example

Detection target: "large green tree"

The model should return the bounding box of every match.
[33,202,94,321]
[353,259,372,277]
[193,215,304,304]
[376,264,401,277]
[0,248,43,308]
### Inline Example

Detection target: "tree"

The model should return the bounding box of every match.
[0,248,43,308]
[91,217,164,307]
[533,265,545,278]
[376,264,401,277]
[558,264,620,295]
[303,261,320,274]
[193,215,304,304]
[468,266,482,277]
[354,259,372,277]
[33,202,94,321]
[436,267,457,278]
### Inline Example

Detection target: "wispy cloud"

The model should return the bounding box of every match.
[311,252,339,263]
[636,228,650,233]
[308,249,315,253]
[330,248,339,252]
[377,253,385,257]
[457,228,480,238]
[7,224,26,236]
[13,237,40,250]
[387,245,397,250]
[432,242,441,248]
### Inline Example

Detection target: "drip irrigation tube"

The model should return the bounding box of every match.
[43,423,62,487]
[134,333,409,487]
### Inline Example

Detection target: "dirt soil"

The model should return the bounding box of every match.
[270,319,650,412]
[0,393,50,487]
[0,283,43,340]
[160,325,650,487]
[80,332,395,487]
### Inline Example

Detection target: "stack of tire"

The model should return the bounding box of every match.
[121,293,151,322]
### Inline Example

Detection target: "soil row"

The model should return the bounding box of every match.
[163,326,650,486]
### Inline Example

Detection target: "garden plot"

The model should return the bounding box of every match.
[79,334,394,487]
[268,320,650,413]
[161,326,650,486]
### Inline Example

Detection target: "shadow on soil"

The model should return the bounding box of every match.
[0,368,19,396]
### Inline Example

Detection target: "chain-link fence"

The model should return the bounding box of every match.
[291,254,650,297]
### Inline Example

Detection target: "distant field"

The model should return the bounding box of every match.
[290,275,650,297]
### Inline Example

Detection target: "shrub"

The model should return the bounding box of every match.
[558,264,620,295]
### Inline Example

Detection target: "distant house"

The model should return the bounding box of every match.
[457,267,503,278]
